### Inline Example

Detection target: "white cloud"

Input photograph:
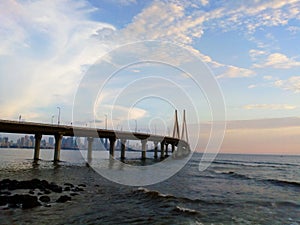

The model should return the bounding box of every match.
[0,0,116,120]
[249,49,267,60]
[287,26,300,34]
[253,53,300,69]
[244,104,297,110]
[216,65,255,79]
[263,75,273,80]
[273,76,300,93]
[248,84,257,89]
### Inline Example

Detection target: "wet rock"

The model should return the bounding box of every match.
[70,193,79,196]
[78,184,86,187]
[0,196,8,206]
[44,189,51,194]
[48,183,62,193]
[64,183,74,188]
[64,187,71,191]
[21,195,41,209]
[0,194,41,209]
[39,196,50,203]
[56,195,71,203]
[28,190,35,195]
[73,187,84,192]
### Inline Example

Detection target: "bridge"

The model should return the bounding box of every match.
[0,110,190,162]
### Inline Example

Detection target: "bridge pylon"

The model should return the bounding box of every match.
[172,110,180,139]
[181,110,189,143]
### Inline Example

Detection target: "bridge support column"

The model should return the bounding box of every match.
[87,137,93,162]
[54,134,63,162]
[34,134,42,160]
[154,141,158,159]
[141,139,147,160]
[109,137,116,158]
[172,144,175,153]
[160,140,165,159]
[165,143,169,157]
[121,139,126,160]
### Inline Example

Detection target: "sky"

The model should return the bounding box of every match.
[0,0,300,154]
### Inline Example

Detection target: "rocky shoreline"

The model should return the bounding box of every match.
[0,179,86,209]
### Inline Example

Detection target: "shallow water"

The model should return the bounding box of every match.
[0,148,299,224]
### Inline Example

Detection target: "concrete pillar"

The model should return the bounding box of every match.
[121,139,126,160]
[172,144,175,153]
[154,141,158,159]
[160,140,165,159]
[141,139,147,160]
[54,134,63,162]
[109,137,116,158]
[87,137,93,161]
[34,134,42,160]
[165,143,169,157]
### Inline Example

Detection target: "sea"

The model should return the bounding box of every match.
[0,148,299,225]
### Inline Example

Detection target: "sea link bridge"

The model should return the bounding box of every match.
[0,110,190,162]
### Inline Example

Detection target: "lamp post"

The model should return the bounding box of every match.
[51,115,55,125]
[57,107,61,125]
[105,114,107,130]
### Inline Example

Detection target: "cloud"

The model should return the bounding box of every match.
[249,49,268,60]
[0,0,116,120]
[216,65,255,79]
[243,104,297,110]
[107,0,137,5]
[248,84,257,89]
[253,53,300,69]
[263,75,274,80]
[287,26,300,34]
[94,104,147,123]
[273,76,300,93]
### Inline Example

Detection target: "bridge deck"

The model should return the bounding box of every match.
[0,119,190,161]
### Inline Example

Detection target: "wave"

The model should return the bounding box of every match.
[213,160,299,169]
[132,187,231,206]
[216,171,300,188]
[133,187,200,203]
[173,206,200,215]
[266,179,300,188]
[216,171,252,180]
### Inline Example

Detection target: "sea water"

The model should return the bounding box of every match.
[0,148,299,224]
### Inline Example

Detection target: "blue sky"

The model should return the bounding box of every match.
[1,0,300,153]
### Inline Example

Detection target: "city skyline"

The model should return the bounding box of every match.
[1,0,300,154]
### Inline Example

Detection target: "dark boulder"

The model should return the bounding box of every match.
[56,195,71,203]
[39,196,50,203]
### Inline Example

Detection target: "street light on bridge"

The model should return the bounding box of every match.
[104,114,107,129]
[57,107,61,125]
[51,115,55,125]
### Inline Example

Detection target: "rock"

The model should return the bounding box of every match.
[48,183,62,193]
[56,195,71,203]
[39,196,50,203]
[0,191,11,195]
[64,187,71,191]
[78,184,86,187]
[0,196,8,206]
[64,183,74,187]
[44,189,51,194]
[70,193,79,196]
[7,194,41,209]
[21,195,41,209]
[28,190,35,195]
[73,187,84,192]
